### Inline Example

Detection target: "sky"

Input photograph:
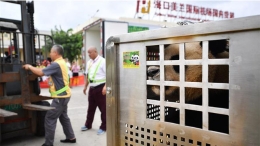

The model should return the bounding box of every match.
[1,0,260,31]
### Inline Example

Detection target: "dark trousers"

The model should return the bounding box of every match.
[85,83,106,130]
[72,72,79,77]
[45,98,75,145]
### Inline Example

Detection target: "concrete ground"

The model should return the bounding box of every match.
[1,86,107,146]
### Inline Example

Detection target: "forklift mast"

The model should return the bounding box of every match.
[1,1,36,63]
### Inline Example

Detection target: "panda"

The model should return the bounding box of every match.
[130,54,139,65]
[147,40,229,133]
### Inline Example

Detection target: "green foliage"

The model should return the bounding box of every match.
[43,26,82,62]
[41,35,53,56]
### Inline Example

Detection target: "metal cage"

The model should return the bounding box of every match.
[106,15,260,146]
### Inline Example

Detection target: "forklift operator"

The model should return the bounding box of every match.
[23,45,76,146]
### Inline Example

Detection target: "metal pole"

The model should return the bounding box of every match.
[13,32,18,61]
[37,34,41,63]
[44,35,47,60]
[9,33,13,63]
[21,1,33,64]
[1,33,5,64]
[16,32,20,62]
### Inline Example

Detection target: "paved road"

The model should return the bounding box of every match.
[1,86,107,146]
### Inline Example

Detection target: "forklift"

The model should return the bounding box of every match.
[0,1,54,142]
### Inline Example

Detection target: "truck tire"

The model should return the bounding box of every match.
[34,101,50,136]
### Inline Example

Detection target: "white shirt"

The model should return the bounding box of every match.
[86,55,106,87]
[66,62,71,68]
[66,62,72,78]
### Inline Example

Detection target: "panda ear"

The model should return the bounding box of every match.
[200,40,227,56]
[208,40,227,56]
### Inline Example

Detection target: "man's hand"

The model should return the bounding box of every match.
[22,64,44,76]
[102,84,106,95]
[83,76,89,95]
[23,64,31,70]
[83,86,87,95]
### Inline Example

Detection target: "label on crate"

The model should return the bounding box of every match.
[123,51,140,68]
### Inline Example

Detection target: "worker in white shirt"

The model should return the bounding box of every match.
[82,46,106,135]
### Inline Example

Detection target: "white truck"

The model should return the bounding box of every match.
[76,17,178,72]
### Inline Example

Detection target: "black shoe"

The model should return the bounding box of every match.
[42,144,53,146]
[60,138,76,143]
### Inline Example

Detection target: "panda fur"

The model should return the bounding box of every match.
[147,40,229,133]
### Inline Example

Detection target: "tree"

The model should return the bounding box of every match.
[41,35,53,58]
[43,26,82,63]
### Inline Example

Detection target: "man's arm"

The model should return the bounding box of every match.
[101,59,106,95]
[23,64,44,76]
[102,83,106,95]
[83,75,89,95]
[85,75,89,88]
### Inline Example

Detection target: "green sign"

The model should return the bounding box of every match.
[128,26,149,33]
[4,104,22,111]
[123,51,140,68]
